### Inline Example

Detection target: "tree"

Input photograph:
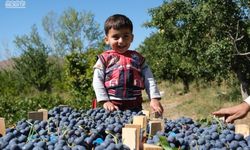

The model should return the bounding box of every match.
[139,33,194,93]
[42,8,103,56]
[42,8,105,107]
[14,25,55,92]
[65,47,103,109]
[42,11,59,56]
[141,0,250,96]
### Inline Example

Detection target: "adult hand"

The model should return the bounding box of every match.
[150,99,164,115]
[212,102,250,123]
[103,101,119,111]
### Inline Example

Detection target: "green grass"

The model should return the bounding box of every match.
[142,80,243,120]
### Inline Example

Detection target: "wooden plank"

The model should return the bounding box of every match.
[0,118,6,136]
[149,120,164,136]
[133,115,147,137]
[143,143,163,150]
[124,124,141,150]
[133,116,147,129]
[38,109,48,121]
[28,111,44,121]
[235,124,250,138]
[122,127,137,150]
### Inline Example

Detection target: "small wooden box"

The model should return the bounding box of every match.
[124,124,141,150]
[28,111,44,121]
[0,117,6,136]
[133,116,147,129]
[149,120,164,135]
[235,124,250,138]
[143,143,163,150]
[38,109,48,121]
[123,127,138,150]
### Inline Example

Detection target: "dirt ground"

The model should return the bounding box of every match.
[142,93,250,126]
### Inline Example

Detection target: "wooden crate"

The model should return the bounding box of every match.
[28,109,48,121]
[148,119,164,136]
[143,143,163,150]
[123,126,138,150]
[0,117,5,136]
[235,124,250,138]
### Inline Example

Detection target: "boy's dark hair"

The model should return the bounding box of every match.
[104,14,133,35]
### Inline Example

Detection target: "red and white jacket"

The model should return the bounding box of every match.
[98,50,145,98]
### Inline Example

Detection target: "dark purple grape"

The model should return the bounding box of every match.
[227,123,235,130]
[146,139,154,144]
[74,136,85,145]
[197,138,205,145]
[211,132,219,140]
[95,145,105,150]
[215,140,223,148]
[22,141,34,150]
[229,140,239,149]
[37,141,46,148]
[235,134,244,141]
[239,140,248,147]
[106,143,115,150]
[9,143,21,150]
[226,134,235,142]
[17,135,27,143]
[243,147,250,150]
[3,132,14,142]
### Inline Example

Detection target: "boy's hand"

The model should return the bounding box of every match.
[150,99,164,115]
[103,101,119,111]
[212,102,250,123]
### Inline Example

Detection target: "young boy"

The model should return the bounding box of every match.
[92,14,164,115]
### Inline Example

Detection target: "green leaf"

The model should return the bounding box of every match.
[158,135,178,150]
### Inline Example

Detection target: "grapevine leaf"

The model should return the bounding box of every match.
[158,135,177,150]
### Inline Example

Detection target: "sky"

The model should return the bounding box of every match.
[0,0,163,60]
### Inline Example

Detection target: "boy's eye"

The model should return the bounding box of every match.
[113,36,119,40]
[111,34,130,40]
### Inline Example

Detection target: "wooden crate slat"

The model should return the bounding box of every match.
[235,124,250,138]
[143,143,163,150]
[38,109,48,121]
[122,127,137,150]
[0,118,6,136]
[124,124,141,150]
[28,111,44,121]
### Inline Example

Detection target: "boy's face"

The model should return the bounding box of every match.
[104,28,133,53]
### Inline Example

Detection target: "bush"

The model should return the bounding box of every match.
[64,49,102,109]
[0,93,66,126]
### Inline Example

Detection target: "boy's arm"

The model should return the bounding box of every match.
[142,62,161,100]
[142,62,163,114]
[92,59,119,111]
[92,68,109,102]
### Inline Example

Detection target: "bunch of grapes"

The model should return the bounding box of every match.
[146,117,250,150]
[0,106,141,150]
[1,106,250,150]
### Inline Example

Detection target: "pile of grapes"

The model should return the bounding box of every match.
[0,106,250,150]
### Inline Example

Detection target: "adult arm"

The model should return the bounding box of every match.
[212,96,250,123]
